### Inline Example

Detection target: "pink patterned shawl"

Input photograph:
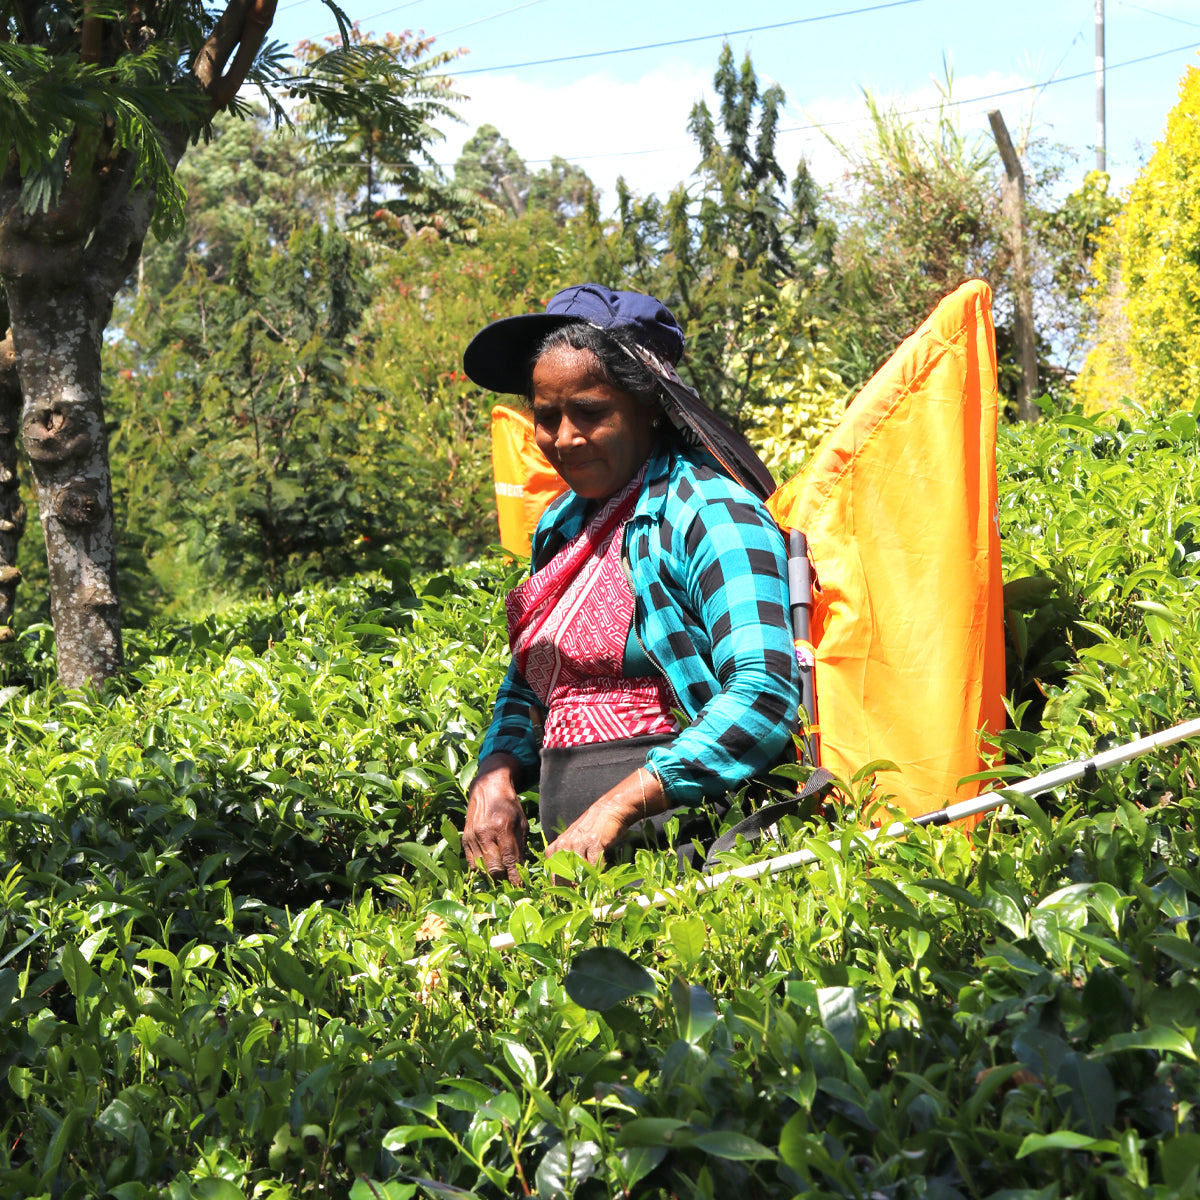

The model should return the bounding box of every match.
[506,469,678,749]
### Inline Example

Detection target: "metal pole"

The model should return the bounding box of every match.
[787,528,819,765]
[1096,0,1106,172]
[450,717,1200,959]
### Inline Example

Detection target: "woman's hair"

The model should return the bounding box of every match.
[524,323,664,409]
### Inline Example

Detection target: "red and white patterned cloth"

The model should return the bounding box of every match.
[506,469,679,750]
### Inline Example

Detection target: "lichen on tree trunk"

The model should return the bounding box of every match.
[8,281,122,686]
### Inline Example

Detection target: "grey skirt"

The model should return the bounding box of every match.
[539,735,727,855]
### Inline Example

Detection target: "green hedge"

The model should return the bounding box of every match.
[1,405,1199,1199]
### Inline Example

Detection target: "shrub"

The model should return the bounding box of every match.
[1080,66,1200,410]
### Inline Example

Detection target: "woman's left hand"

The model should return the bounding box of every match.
[544,767,667,868]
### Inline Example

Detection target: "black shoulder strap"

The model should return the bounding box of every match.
[702,768,836,869]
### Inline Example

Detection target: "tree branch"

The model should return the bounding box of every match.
[80,2,104,63]
[196,0,279,112]
[213,0,279,109]
[193,0,253,95]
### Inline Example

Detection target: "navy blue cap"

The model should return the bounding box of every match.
[462,283,686,394]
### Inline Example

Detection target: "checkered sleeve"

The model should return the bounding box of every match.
[644,495,800,804]
[477,658,544,785]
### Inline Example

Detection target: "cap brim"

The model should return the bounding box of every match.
[463,312,584,394]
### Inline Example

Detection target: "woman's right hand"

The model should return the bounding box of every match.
[463,754,528,887]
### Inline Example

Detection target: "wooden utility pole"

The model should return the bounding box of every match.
[988,108,1039,421]
[1095,0,1106,172]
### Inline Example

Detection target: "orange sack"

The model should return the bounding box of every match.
[767,280,1005,822]
[490,405,567,558]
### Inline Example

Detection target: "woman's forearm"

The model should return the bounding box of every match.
[593,765,670,826]
[543,766,668,864]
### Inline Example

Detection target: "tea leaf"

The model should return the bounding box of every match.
[1016,1131,1120,1158]
[564,948,656,1011]
[670,977,717,1045]
[690,1130,777,1161]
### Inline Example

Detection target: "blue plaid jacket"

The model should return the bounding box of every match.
[478,440,801,805]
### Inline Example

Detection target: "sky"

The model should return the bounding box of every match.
[269,0,1200,206]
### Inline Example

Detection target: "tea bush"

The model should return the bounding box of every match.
[2,404,1200,1199]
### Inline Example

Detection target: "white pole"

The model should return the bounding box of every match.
[416,718,1200,962]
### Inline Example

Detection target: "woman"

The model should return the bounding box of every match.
[462,284,801,885]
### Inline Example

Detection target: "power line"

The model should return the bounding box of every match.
[453,0,926,76]
[360,0,427,19]
[782,20,1087,137]
[297,0,915,56]
[426,37,1200,170]
[433,0,550,39]
[277,0,425,16]
[307,0,429,30]
[1037,21,1089,103]
[299,0,554,47]
[775,36,1200,137]
[1118,1,1200,30]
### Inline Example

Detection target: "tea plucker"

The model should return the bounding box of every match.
[462,284,801,884]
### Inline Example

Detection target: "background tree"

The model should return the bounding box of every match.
[828,79,1115,412]
[675,47,837,423]
[455,123,529,216]
[527,155,597,223]
[830,84,1003,387]
[0,0,419,686]
[139,106,334,298]
[4,32,1134,638]
[1028,167,1120,400]
[577,45,838,427]
[1078,65,1200,411]
[296,26,491,244]
[455,125,596,223]
[105,198,579,618]
[114,224,376,596]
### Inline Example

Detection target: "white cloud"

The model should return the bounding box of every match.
[430,52,1189,222]
[431,63,1058,209]
[432,60,718,205]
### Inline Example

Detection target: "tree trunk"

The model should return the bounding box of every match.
[0,153,159,688]
[6,277,122,685]
[988,109,1040,422]
[0,0,276,686]
[0,322,26,641]
[499,174,526,218]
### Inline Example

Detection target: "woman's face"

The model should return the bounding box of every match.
[531,343,658,501]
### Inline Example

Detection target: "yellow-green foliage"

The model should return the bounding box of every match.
[1080,64,1200,410]
[743,383,847,482]
[734,285,851,478]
